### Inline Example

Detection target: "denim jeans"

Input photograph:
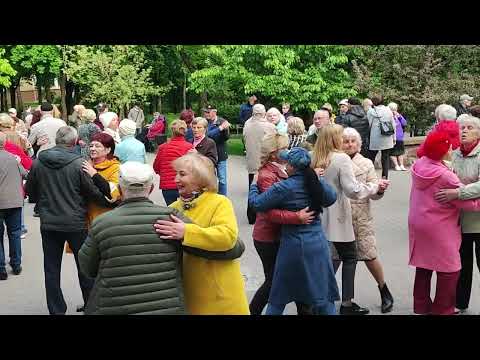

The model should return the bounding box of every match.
[21,204,26,233]
[0,207,22,271]
[217,160,227,196]
[265,301,336,315]
[40,229,94,315]
[162,189,179,206]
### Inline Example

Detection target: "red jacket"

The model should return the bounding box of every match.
[252,162,303,242]
[153,136,193,190]
[4,141,32,170]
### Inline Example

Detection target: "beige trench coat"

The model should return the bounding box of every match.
[331,153,383,261]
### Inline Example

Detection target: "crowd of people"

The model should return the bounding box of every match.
[0,91,479,316]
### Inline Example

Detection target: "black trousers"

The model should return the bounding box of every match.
[247,174,257,224]
[332,241,358,302]
[367,148,391,179]
[249,240,312,315]
[456,232,480,310]
[41,229,94,315]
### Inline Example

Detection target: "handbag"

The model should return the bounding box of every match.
[182,237,245,261]
[374,108,395,136]
[170,208,245,261]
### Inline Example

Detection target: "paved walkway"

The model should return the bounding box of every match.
[1,154,479,315]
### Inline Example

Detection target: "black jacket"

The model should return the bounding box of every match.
[454,102,470,116]
[342,105,371,148]
[207,117,230,162]
[25,146,110,232]
[191,136,218,167]
[335,112,349,127]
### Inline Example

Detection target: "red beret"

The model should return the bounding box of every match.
[423,130,451,161]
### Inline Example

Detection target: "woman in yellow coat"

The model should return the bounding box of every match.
[154,153,249,315]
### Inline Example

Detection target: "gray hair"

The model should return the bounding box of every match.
[191,117,208,128]
[0,132,6,149]
[252,104,266,116]
[457,115,480,129]
[343,127,362,148]
[435,104,457,121]
[388,102,398,112]
[55,126,78,147]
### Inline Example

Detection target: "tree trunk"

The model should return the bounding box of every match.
[59,74,68,122]
[74,84,80,104]
[200,91,208,113]
[15,86,23,113]
[183,73,187,110]
[37,84,43,103]
[158,97,162,114]
[0,87,4,112]
[9,84,16,109]
[65,80,74,115]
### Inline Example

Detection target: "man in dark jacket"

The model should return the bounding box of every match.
[335,99,350,127]
[453,94,473,116]
[239,95,257,126]
[205,105,230,196]
[25,126,110,315]
[342,97,371,157]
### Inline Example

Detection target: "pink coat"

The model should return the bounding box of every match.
[409,156,480,272]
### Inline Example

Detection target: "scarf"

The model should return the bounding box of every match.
[193,135,205,148]
[460,139,480,157]
[180,191,204,210]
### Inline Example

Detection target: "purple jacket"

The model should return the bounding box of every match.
[394,113,407,141]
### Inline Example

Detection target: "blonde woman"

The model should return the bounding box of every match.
[311,124,389,315]
[341,127,394,313]
[154,153,249,314]
[287,117,308,149]
[266,107,288,135]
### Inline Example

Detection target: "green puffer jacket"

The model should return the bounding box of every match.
[79,198,187,315]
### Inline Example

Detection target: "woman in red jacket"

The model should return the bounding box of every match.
[153,120,193,205]
[249,132,317,315]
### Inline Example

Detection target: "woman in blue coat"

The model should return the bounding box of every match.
[249,147,340,315]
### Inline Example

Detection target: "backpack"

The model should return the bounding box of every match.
[373,107,395,136]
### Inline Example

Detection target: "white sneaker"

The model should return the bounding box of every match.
[395,165,402,171]
[400,165,407,171]
[20,234,26,239]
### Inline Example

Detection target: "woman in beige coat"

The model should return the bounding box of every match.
[340,127,394,313]
[312,124,389,315]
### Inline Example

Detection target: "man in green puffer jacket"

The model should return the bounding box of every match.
[79,161,186,315]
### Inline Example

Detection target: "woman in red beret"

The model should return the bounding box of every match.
[408,130,480,315]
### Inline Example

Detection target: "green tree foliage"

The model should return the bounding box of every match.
[9,45,61,88]
[188,45,359,119]
[0,48,16,87]
[63,45,159,115]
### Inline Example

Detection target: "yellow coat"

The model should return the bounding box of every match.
[170,191,250,315]
[87,158,121,226]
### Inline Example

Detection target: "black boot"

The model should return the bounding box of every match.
[379,283,394,313]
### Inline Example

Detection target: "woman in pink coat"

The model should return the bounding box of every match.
[409,130,480,315]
